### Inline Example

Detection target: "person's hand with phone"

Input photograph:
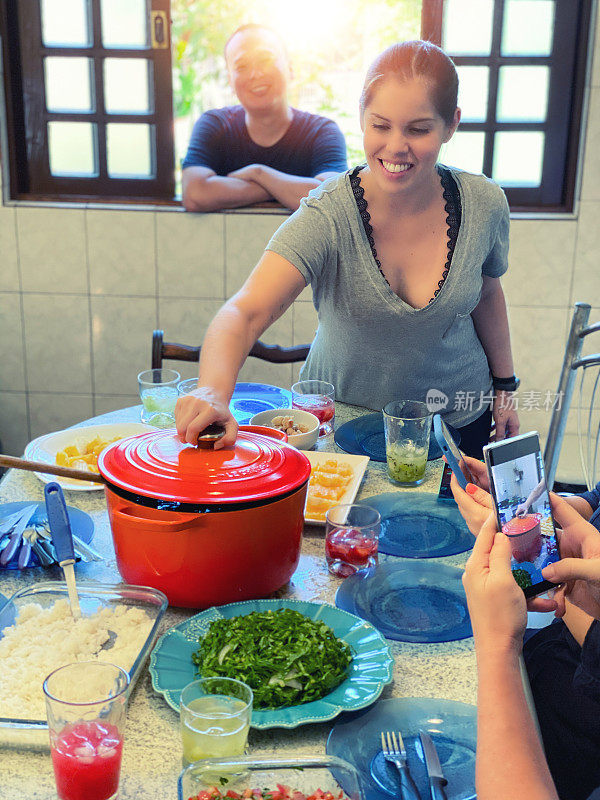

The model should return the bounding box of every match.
[542,494,600,619]
[463,514,527,653]
[449,455,493,536]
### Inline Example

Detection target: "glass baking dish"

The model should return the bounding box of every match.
[0,581,168,747]
[178,755,364,800]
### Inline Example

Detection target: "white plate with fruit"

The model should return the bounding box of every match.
[24,423,153,491]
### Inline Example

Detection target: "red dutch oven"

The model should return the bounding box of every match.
[97,427,311,608]
[502,513,543,562]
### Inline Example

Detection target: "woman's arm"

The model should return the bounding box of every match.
[464,518,559,800]
[476,648,559,800]
[471,275,519,440]
[175,251,306,446]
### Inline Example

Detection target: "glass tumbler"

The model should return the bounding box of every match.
[44,661,129,800]
[177,377,200,396]
[291,380,335,436]
[180,677,253,765]
[325,503,381,578]
[383,400,432,487]
[137,368,180,427]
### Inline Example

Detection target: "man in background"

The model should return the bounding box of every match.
[182,24,347,212]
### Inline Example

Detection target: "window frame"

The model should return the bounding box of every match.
[422,0,594,213]
[0,0,175,203]
[0,0,593,211]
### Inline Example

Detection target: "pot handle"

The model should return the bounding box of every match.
[111,504,203,532]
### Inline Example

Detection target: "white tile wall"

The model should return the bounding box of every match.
[0,292,26,391]
[28,393,93,441]
[572,202,600,307]
[22,294,92,393]
[504,220,577,307]
[90,296,157,396]
[224,213,284,296]
[0,208,19,292]
[1,24,600,487]
[157,211,225,299]
[16,207,88,293]
[87,210,156,296]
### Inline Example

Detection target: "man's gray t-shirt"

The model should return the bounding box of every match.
[267,166,510,428]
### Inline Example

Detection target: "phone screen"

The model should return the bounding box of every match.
[484,432,560,597]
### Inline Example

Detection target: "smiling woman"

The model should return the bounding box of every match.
[175,40,520,460]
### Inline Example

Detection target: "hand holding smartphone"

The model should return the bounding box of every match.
[483,432,561,598]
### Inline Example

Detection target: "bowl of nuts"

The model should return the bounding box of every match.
[250,407,320,450]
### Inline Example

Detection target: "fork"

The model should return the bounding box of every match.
[381,731,421,800]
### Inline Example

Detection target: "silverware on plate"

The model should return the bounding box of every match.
[0,504,38,566]
[381,730,421,800]
[419,731,448,800]
[0,504,101,568]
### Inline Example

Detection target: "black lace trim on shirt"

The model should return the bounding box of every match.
[349,164,462,305]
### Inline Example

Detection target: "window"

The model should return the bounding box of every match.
[426,0,593,210]
[0,0,593,210]
[0,0,174,201]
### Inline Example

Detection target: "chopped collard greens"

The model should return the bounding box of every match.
[191,609,352,709]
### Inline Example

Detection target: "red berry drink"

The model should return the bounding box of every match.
[51,720,123,800]
[325,527,378,577]
[292,395,335,436]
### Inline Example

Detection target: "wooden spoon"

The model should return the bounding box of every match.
[0,454,105,484]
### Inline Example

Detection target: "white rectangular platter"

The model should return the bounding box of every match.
[300,451,370,525]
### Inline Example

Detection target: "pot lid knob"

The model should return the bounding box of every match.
[196,423,226,449]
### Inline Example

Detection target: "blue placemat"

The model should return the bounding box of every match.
[335,561,472,643]
[327,697,476,800]
[229,383,292,425]
[368,492,474,558]
[0,502,94,570]
[334,413,460,461]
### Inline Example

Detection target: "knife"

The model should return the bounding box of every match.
[419,731,448,800]
[0,504,38,566]
[71,533,102,562]
[0,506,37,535]
[45,483,81,619]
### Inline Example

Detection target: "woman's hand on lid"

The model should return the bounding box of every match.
[175,388,238,449]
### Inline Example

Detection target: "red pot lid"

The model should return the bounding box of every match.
[502,514,541,535]
[98,429,311,506]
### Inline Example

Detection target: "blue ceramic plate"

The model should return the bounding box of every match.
[327,697,477,800]
[334,413,460,462]
[335,562,472,643]
[229,383,292,425]
[149,598,393,729]
[367,492,475,558]
[0,501,94,570]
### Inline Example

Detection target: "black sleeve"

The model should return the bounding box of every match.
[580,483,600,513]
[574,619,600,702]
[181,112,224,172]
[309,119,348,176]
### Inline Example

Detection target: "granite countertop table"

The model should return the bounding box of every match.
[0,402,477,799]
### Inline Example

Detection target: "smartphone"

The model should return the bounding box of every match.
[483,432,560,597]
[432,414,474,490]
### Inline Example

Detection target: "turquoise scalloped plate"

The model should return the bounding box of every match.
[149,598,394,729]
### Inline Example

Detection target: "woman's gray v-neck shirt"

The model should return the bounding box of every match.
[266,166,510,428]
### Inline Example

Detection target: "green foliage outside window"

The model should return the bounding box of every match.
[171,0,422,170]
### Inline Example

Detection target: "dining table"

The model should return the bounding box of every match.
[0,400,480,800]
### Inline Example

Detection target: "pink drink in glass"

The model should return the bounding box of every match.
[51,720,123,800]
[325,527,379,577]
[292,395,335,436]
